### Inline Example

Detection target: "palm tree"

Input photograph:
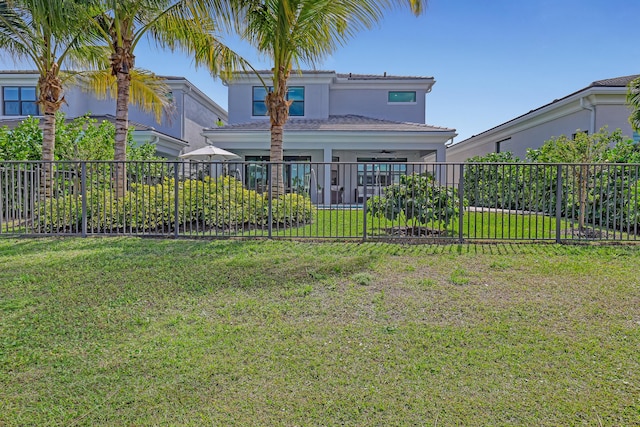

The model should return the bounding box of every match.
[0,0,105,195]
[81,0,245,196]
[628,76,640,133]
[241,0,426,194]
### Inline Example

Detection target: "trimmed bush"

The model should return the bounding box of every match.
[367,173,461,228]
[36,176,314,233]
[270,193,314,226]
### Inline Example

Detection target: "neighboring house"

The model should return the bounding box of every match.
[446,75,639,162]
[202,70,456,204]
[0,71,227,158]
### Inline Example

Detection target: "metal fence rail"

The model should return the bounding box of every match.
[2,160,640,243]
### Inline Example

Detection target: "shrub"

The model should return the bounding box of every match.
[35,175,314,233]
[269,193,314,226]
[465,143,640,233]
[367,173,461,228]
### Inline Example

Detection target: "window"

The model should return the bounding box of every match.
[252,86,304,116]
[496,138,511,153]
[331,156,340,186]
[284,156,312,191]
[3,86,39,116]
[388,91,416,103]
[244,155,312,192]
[356,158,407,186]
[245,155,270,190]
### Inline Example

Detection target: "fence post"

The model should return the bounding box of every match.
[174,162,179,238]
[555,164,563,244]
[81,162,87,237]
[458,163,464,244]
[362,163,368,242]
[268,163,273,239]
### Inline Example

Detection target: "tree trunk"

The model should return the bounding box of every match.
[112,45,134,199]
[38,66,63,198]
[114,69,131,198]
[266,67,292,197]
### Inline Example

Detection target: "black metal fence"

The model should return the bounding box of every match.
[2,160,640,243]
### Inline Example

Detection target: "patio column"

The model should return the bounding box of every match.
[435,145,447,184]
[323,148,332,205]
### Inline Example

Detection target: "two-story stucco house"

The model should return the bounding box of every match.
[445,75,639,162]
[0,71,227,158]
[201,70,456,204]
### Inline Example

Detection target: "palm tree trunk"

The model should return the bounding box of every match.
[38,67,63,198]
[112,46,134,199]
[266,69,292,197]
[114,70,130,198]
[269,122,285,197]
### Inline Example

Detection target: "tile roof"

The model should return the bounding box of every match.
[590,75,639,87]
[0,70,39,74]
[232,70,432,80]
[336,73,433,80]
[208,115,453,132]
[0,114,187,143]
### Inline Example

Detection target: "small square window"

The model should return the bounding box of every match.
[21,87,36,101]
[253,102,268,116]
[3,86,39,116]
[4,101,20,115]
[21,102,40,116]
[287,86,304,101]
[3,87,19,101]
[289,101,304,116]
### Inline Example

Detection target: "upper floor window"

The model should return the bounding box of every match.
[388,91,416,103]
[3,86,39,116]
[253,86,304,116]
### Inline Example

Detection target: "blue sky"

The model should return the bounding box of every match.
[25,0,640,142]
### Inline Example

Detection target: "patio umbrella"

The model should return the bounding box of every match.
[178,145,240,161]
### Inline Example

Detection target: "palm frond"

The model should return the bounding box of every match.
[628,76,640,133]
[78,67,172,123]
[64,44,112,71]
[0,0,41,65]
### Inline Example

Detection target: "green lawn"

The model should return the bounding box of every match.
[267,208,573,241]
[1,238,639,425]
[2,205,624,242]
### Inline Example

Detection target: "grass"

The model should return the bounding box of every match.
[1,205,621,242]
[267,208,573,241]
[1,238,639,425]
